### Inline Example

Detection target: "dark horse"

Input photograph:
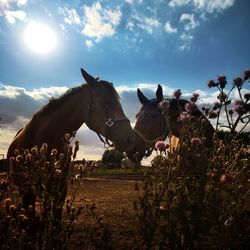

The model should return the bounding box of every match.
[7,68,134,159]
[126,85,215,162]
[6,69,135,224]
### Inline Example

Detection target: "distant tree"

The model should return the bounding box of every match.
[101,148,125,168]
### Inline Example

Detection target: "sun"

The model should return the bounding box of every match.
[23,22,57,54]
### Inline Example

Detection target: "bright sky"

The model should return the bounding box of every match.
[0,0,249,162]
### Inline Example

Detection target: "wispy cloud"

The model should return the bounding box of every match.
[169,0,236,13]
[82,2,121,42]
[59,7,81,25]
[4,10,27,23]
[180,13,199,31]
[164,21,177,33]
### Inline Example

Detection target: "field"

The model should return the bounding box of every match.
[68,175,142,249]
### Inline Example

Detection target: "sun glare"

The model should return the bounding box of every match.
[23,22,57,54]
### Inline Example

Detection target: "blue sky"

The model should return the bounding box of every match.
[0,0,249,160]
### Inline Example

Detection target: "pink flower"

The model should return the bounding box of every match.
[207,80,216,88]
[217,92,227,102]
[233,100,245,114]
[191,137,202,146]
[155,141,168,152]
[233,77,243,87]
[178,112,190,122]
[185,102,197,113]
[173,89,182,99]
[213,101,221,110]
[220,174,233,184]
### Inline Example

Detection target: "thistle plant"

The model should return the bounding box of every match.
[135,69,250,249]
[0,133,84,250]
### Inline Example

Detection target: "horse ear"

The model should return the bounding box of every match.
[156,84,163,101]
[81,68,96,84]
[137,88,149,105]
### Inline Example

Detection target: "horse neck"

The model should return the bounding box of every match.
[49,86,90,135]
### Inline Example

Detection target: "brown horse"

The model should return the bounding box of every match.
[126,85,215,162]
[7,69,135,159]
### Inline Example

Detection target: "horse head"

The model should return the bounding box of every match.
[126,85,168,162]
[81,69,135,152]
[126,85,215,163]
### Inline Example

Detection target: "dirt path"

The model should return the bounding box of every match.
[68,178,143,249]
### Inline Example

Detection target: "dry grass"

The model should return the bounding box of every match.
[68,177,143,249]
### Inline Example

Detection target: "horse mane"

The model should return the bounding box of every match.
[34,80,118,118]
[34,84,85,118]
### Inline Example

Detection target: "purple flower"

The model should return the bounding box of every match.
[207,80,216,88]
[217,92,227,103]
[243,69,250,80]
[233,100,245,114]
[213,101,221,110]
[233,77,243,87]
[191,137,202,146]
[218,75,227,88]
[220,173,233,184]
[185,102,197,113]
[155,141,168,152]
[178,112,190,122]
[173,89,182,99]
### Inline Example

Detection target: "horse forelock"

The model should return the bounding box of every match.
[96,80,120,100]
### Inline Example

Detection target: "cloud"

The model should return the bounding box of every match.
[125,0,143,4]
[0,0,28,18]
[59,7,81,25]
[4,10,27,23]
[85,39,93,48]
[82,2,121,41]
[164,21,178,33]
[169,0,236,13]
[180,13,199,31]
[131,15,161,34]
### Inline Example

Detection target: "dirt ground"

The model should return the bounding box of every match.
[67,177,143,249]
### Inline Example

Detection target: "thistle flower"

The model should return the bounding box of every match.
[178,111,190,122]
[31,146,39,156]
[213,101,221,110]
[4,198,11,211]
[25,153,33,162]
[55,169,62,176]
[185,102,197,113]
[243,68,250,80]
[244,92,250,100]
[217,92,227,103]
[173,89,182,99]
[218,75,227,88]
[191,137,202,146]
[191,92,199,102]
[233,100,245,114]
[155,141,167,152]
[14,149,19,156]
[229,109,233,115]
[208,80,216,88]
[233,77,243,87]
[65,133,70,141]
[220,173,233,184]
[51,149,57,155]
